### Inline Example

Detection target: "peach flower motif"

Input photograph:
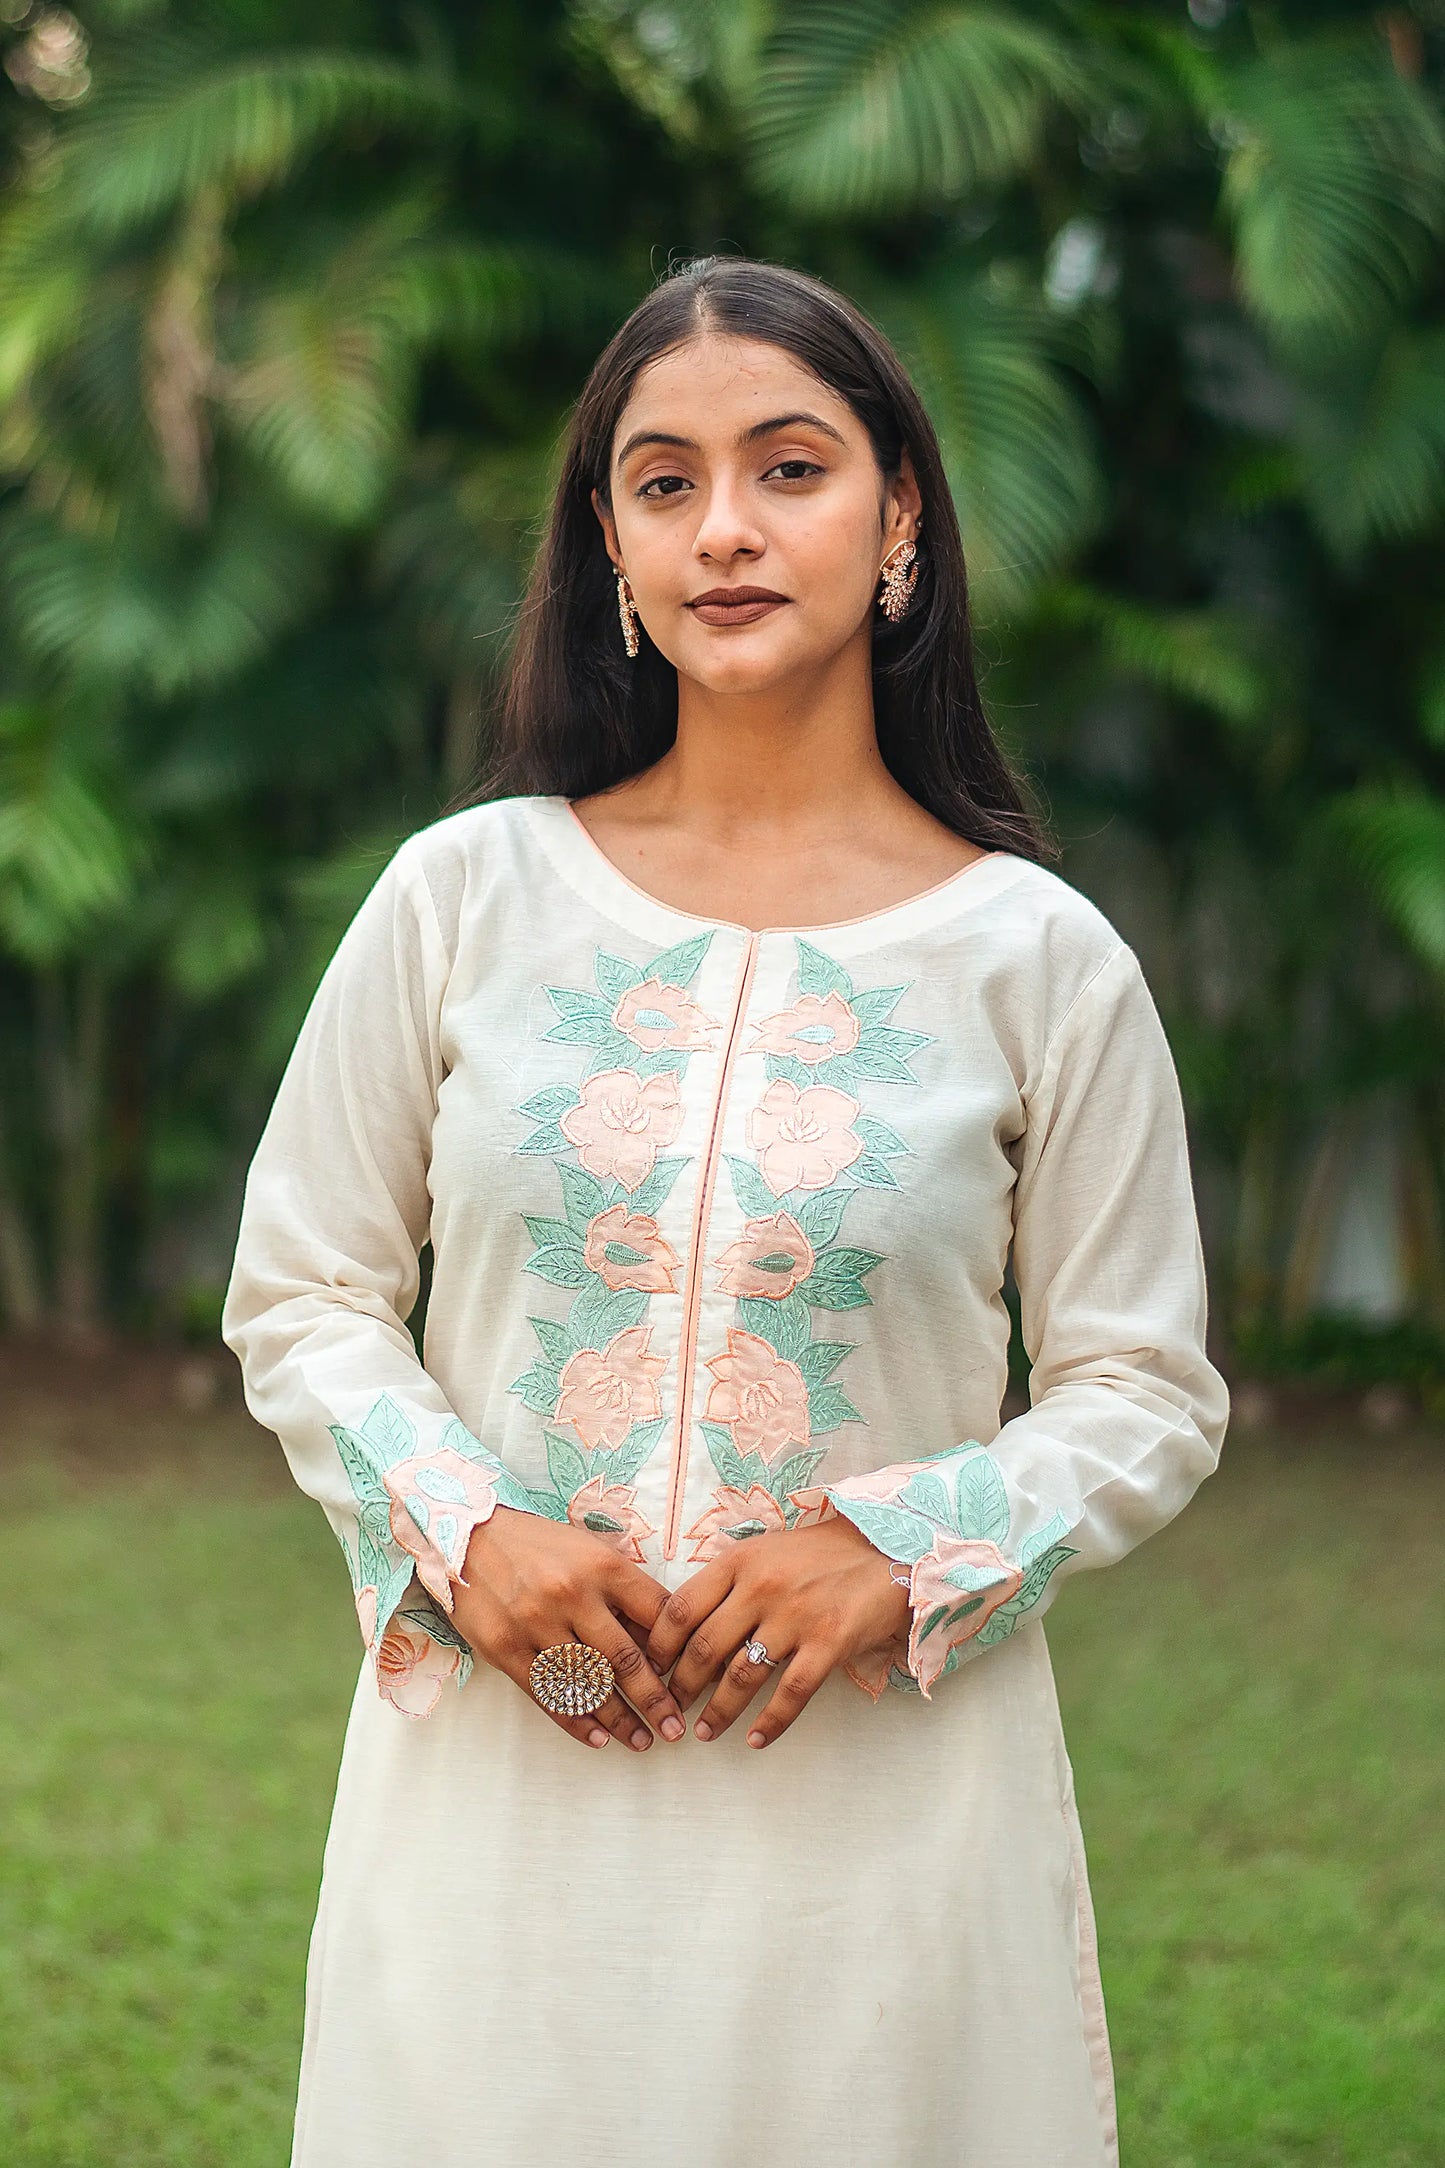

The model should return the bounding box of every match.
[560,1068,684,1192]
[383,1447,503,1611]
[712,1211,815,1299]
[613,977,720,1053]
[554,1324,666,1451]
[354,1583,378,1651]
[750,990,861,1065]
[683,1483,789,1563]
[843,1633,912,1704]
[747,1078,863,1195]
[703,1328,810,1463]
[906,1533,1023,1697]
[374,1620,463,1719]
[566,1476,657,1564]
[583,1203,680,1294]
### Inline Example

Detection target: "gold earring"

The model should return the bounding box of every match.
[616,567,640,658]
[877,539,919,624]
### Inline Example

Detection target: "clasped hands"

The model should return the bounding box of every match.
[457,1506,912,1755]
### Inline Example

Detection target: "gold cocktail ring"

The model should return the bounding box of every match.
[529,1640,615,1716]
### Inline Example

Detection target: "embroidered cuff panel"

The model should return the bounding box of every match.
[809,1444,1081,1697]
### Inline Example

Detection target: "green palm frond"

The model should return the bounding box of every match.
[0,490,327,697]
[0,703,140,963]
[1040,582,1276,729]
[749,1,1101,215]
[567,0,774,143]
[1215,38,1445,348]
[1328,788,1445,977]
[1291,327,1445,563]
[56,40,476,240]
[870,270,1103,617]
[374,439,557,675]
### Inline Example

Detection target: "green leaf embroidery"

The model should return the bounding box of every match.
[898,1469,957,1531]
[806,1381,862,1433]
[643,933,713,989]
[522,1244,592,1291]
[359,1393,415,1460]
[795,938,853,1001]
[545,1431,588,1500]
[1019,1510,1076,1567]
[826,1494,935,1563]
[795,1338,854,1387]
[627,1154,688,1218]
[527,1315,575,1368]
[555,1161,610,1233]
[954,1451,1011,1545]
[517,1083,579,1122]
[593,950,645,1002]
[725,1153,778,1218]
[844,1151,903,1190]
[793,1186,850,1246]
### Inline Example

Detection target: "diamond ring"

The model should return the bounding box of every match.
[744,1638,778,1667]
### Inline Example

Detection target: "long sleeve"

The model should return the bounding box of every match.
[220,836,545,1719]
[814,940,1230,1699]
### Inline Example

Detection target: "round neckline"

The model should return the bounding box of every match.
[533,794,1019,942]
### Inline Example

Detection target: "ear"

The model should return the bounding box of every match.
[591,485,622,570]
[884,446,924,546]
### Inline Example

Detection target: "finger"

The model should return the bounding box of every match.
[644,1559,734,1671]
[583,1610,686,1744]
[669,1593,765,1717]
[692,1621,792,1740]
[500,1642,618,1751]
[736,1650,829,1749]
[604,1559,676,1636]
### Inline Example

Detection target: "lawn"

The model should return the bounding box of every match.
[1,1395,1440,2167]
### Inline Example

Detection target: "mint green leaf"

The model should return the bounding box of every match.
[796,1337,853,1386]
[628,1153,688,1217]
[954,1451,1011,1544]
[593,950,645,1001]
[517,1083,578,1122]
[725,1153,780,1217]
[806,1381,862,1432]
[795,938,853,1000]
[826,1494,935,1562]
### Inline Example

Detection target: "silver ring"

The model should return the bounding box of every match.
[744,1638,778,1667]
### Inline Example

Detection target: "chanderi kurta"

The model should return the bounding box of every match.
[221,790,1229,2168]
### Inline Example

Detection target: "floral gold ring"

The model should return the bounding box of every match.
[529,1640,615,1716]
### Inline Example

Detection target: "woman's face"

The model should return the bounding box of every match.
[593,333,920,697]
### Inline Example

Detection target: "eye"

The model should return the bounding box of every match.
[635,473,691,500]
[764,459,824,482]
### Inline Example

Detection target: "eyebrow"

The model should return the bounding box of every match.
[614,409,850,467]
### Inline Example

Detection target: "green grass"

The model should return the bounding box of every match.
[0,1420,1440,2166]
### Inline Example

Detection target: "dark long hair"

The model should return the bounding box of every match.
[458,255,1051,863]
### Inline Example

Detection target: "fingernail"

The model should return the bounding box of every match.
[694,1720,712,1741]
[747,1730,766,1748]
[661,1715,684,1740]
[631,1728,651,1750]
[588,1727,609,1747]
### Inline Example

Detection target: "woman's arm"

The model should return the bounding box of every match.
[817,940,1230,1696]
[220,837,555,1718]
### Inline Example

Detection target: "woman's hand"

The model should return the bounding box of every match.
[454,1506,688,1753]
[645,1515,913,1748]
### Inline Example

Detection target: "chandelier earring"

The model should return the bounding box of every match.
[877,538,920,624]
[615,566,640,659]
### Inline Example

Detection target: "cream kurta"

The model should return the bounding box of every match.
[221,791,1229,2168]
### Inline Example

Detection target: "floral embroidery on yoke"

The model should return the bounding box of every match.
[684,938,931,1563]
[509,934,722,1555]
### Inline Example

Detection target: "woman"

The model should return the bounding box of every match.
[222,255,1228,2168]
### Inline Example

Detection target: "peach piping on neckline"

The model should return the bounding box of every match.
[559,800,1001,938]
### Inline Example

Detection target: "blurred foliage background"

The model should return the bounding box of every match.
[0,0,1443,1407]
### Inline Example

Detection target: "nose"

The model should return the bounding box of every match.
[691,467,766,563]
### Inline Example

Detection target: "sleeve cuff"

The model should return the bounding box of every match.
[795,1445,1081,1699]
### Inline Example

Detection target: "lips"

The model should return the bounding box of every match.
[687,588,789,627]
